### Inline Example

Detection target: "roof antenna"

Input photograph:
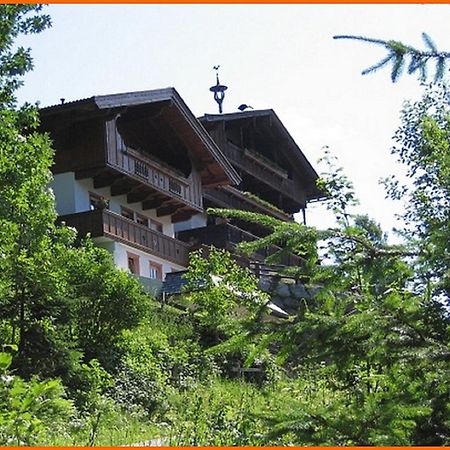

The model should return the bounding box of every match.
[210,65,227,114]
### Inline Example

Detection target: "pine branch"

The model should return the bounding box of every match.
[327,228,421,259]
[334,34,450,82]
[207,208,284,230]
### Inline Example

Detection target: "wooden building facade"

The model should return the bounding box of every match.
[42,89,322,290]
[41,89,240,287]
[176,109,323,267]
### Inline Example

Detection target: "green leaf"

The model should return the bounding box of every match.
[0,351,12,371]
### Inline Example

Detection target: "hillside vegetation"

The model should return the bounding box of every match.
[1,5,450,446]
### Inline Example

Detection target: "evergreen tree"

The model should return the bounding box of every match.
[208,124,450,443]
[0,5,154,383]
[0,5,75,378]
[384,83,450,306]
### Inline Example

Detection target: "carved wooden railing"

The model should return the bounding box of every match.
[105,120,203,211]
[223,141,305,203]
[204,186,290,221]
[60,209,190,266]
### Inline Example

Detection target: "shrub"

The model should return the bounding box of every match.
[0,352,75,445]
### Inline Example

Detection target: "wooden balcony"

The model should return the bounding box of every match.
[204,186,290,221]
[223,141,306,205]
[60,209,190,267]
[243,148,289,179]
[177,223,302,267]
[104,120,203,214]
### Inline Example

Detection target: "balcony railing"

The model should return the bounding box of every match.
[60,209,190,267]
[177,223,302,267]
[204,186,290,221]
[105,120,203,212]
[243,148,289,179]
[223,141,306,205]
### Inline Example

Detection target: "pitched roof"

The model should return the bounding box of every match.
[161,271,187,296]
[200,109,323,201]
[41,88,241,188]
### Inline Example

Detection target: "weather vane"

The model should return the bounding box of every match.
[210,65,228,114]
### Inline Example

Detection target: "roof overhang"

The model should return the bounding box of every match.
[200,109,324,201]
[41,88,241,188]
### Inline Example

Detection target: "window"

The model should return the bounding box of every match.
[127,252,140,275]
[120,208,162,233]
[149,219,163,233]
[149,262,162,280]
[136,213,148,227]
[121,206,134,221]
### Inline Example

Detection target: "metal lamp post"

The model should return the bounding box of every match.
[210,67,228,114]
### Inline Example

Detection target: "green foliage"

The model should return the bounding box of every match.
[208,208,320,280]
[384,84,450,303]
[241,191,286,215]
[0,5,449,446]
[64,240,151,368]
[166,380,270,446]
[0,6,76,379]
[0,352,74,445]
[207,126,450,444]
[0,8,163,446]
[67,402,155,447]
[316,149,359,226]
[263,367,431,446]
[183,247,268,340]
[334,33,450,82]
[112,308,217,416]
[0,5,51,108]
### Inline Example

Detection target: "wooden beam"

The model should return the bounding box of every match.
[156,204,180,217]
[75,168,102,180]
[196,157,214,172]
[142,196,166,210]
[93,172,120,189]
[171,209,194,223]
[127,190,150,204]
[110,180,138,197]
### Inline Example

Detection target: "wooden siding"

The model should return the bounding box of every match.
[105,119,203,211]
[223,141,306,205]
[51,119,106,174]
[61,209,190,266]
[204,186,290,221]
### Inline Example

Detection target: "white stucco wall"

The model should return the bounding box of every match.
[76,178,175,237]
[50,172,77,216]
[51,174,174,236]
[52,173,187,278]
[95,239,184,279]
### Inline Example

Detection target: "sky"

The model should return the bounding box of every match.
[16,4,450,237]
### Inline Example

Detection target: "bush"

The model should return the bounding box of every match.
[111,306,219,417]
[0,352,75,445]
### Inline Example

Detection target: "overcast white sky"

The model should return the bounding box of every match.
[16,4,450,236]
